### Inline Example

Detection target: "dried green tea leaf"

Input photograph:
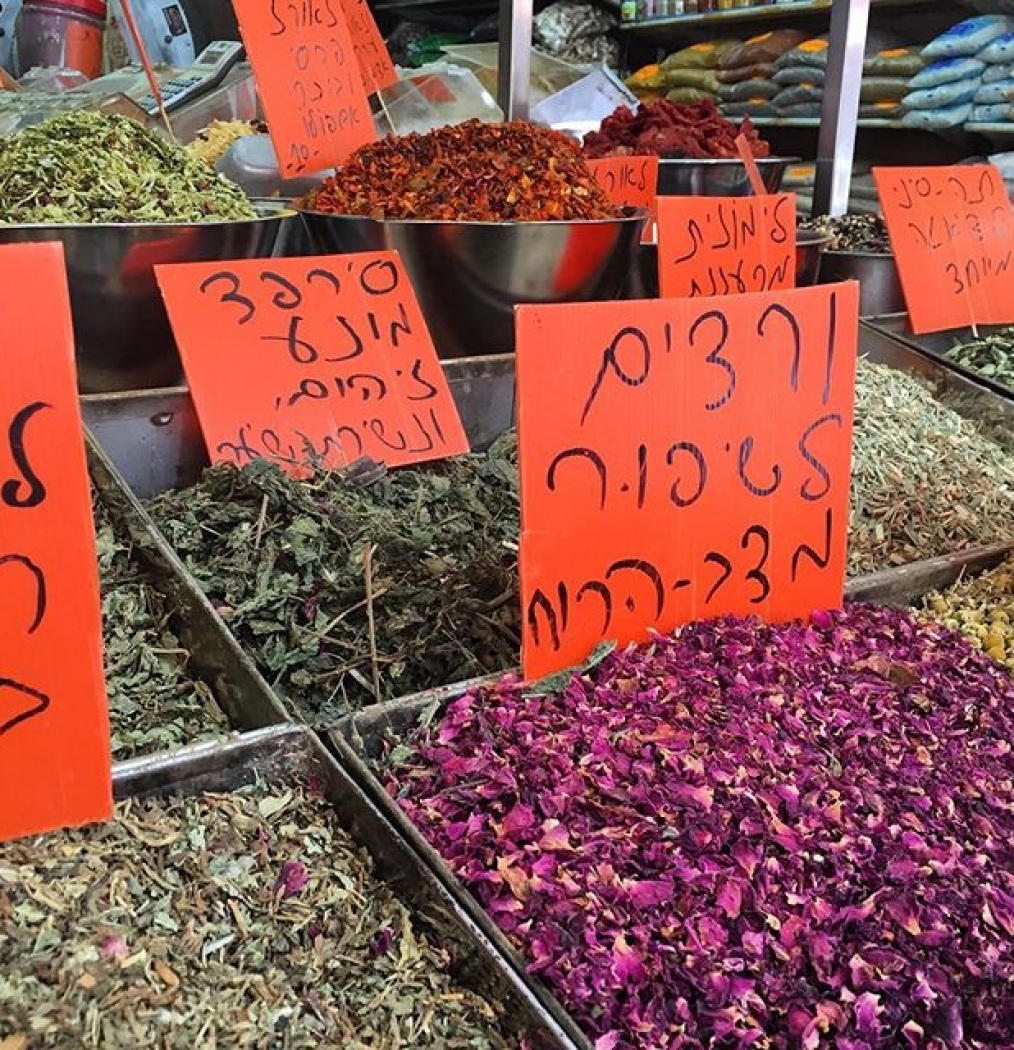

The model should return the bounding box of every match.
[0,111,255,224]
[96,496,230,760]
[0,783,518,1049]
[146,436,520,723]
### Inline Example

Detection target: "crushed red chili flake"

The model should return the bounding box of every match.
[583,99,771,160]
[300,119,620,222]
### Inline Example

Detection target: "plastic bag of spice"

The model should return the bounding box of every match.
[661,68,720,93]
[772,66,826,87]
[911,57,986,88]
[716,61,777,85]
[861,77,914,103]
[981,31,1014,64]
[776,37,830,71]
[975,79,1014,103]
[923,16,1014,60]
[772,84,823,109]
[905,81,980,109]
[984,63,1013,83]
[718,29,807,70]
[718,79,779,103]
[660,39,739,71]
[863,46,925,78]
[666,87,715,104]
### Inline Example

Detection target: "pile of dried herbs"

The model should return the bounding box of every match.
[848,361,1014,575]
[919,555,1014,674]
[0,111,256,224]
[96,498,230,761]
[145,435,520,724]
[800,213,892,254]
[0,783,518,1049]
[384,604,1014,1049]
[942,330,1014,391]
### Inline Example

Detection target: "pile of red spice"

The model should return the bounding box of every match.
[583,99,771,160]
[302,119,619,222]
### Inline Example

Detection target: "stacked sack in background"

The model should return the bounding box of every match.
[716,29,805,119]
[860,41,925,121]
[770,35,829,118]
[904,15,1014,128]
[626,39,737,106]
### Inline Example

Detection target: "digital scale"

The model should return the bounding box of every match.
[133,38,243,115]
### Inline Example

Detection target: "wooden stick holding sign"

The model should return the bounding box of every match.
[0,242,112,843]
[515,282,859,680]
[156,252,469,474]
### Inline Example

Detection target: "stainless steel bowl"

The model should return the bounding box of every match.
[817,250,904,318]
[297,208,646,358]
[657,157,796,197]
[0,204,290,393]
[625,225,829,299]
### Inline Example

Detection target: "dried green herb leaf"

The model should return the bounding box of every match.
[146,436,521,724]
[96,497,230,760]
[0,783,517,1049]
[0,111,255,224]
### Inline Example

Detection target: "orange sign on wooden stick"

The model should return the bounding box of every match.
[341,0,398,93]
[874,165,1014,333]
[157,253,470,473]
[657,192,796,299]
[232,0,375,177]
[0,242,111,843]
[588,156,658,243]
[516,282,859,680]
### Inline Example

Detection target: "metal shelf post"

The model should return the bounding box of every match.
[812,0,870,217]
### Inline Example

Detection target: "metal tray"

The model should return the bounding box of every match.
[110,724,583,1050]
[88,433,291,742]
[863,314,1014,404]
[860,320,1014,454]
[81,355,517,499]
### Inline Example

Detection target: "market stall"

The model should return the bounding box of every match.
[2,1,1014,1048]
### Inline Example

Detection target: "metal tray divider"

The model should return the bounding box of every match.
[111,724,582,1050]
[87,430,292,734]
[862,316,1014,404]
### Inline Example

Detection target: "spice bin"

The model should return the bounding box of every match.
[298,209,646,358]
[84,333,1014,735]
[863,317,1014,403]
[5,724,585,1050]
[88,435,291,759]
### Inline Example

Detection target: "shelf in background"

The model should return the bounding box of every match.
[621,0,932,34]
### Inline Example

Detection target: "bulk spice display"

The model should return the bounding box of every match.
[301,120,618,221]
[384,604,1014,1049]
[139,364,1014,725]
[848,361,1014,574]
[95,498,229,761]
[582,99,770,159]
[919,555,1014,674]
[146,436,520,724]
[0,111,256,224]
[0,784,519,1049]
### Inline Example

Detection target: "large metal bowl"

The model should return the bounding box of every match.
[817,250,904,318]
[657,157,796,197]
[297,208,646,358]
[625,226,829,299]
[0,204,291,393]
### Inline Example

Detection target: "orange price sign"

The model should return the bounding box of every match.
[588,156,658,243]
[232,0,375,177]
[156,253,470,473]
[657,193,796,299]
[516,282,859,680]
[0,242,112,842]
[874,165,1014,333]
[341,0,398,93]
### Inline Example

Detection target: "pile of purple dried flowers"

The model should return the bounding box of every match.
[385,604,1014,1050]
